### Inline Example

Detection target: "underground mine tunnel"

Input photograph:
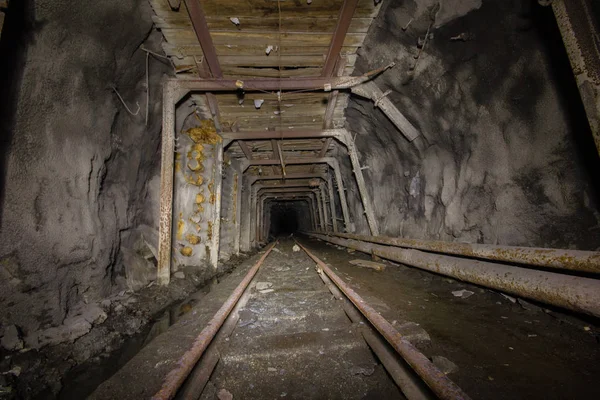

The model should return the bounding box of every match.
[1,0,600,399]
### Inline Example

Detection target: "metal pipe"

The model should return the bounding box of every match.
[311,231,600,274]
[295,240,471,400]
[307,233,600,319]
[152,241,277,400]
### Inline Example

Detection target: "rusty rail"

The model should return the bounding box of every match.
[152,241,278,400]
[310,231,600,274]
[294,240,471,400]
[307,233,600,319]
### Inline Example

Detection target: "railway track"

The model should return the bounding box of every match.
[151,239,470,400]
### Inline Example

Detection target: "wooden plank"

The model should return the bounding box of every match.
[152,15,374,33]
[221,67,322,78]
[215,92,329,104]
[322,0,360,77]
[162,42,360,57]
[161,29,367,47]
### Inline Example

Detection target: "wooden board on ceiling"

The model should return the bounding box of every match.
[161,29,367,47]
[150,0,380,19]
[153,16,374,33]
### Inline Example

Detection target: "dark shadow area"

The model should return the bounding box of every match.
[270,206,299,236]
[0,0,37,226]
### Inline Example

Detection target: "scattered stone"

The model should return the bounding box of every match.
[267,367,277,372]
[432,356,458,375]
[396,321,430,344]
[501,293,517,303]
[527,334,537,338]
[174,271,185,279]
[259,289,274,294]
[584,326,591,331]
[349,259,385,271]
[255,282,273,291]
[122,247,156,291]
[451,289,474,299]
[1,325,23,351]
[347,249,355,254]
[217,388,233,400]
[6,366,21,377]
[229,17,240,26]
[292,245,300,252]
[351,364,375,376]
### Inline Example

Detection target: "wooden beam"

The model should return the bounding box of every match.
[238,141,254,160]
[322,0,360,77]
[184,0,222,77]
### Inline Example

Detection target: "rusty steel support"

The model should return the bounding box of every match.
[320,183,330,232]
[322,0,360,77]
[233,163,243,255]
[209,141,224,269]
[221,129,345,141]
[295,240,471,400]
[152,241,277,400]
[313,231,600,274]
[242,158,351,232]
[307,233,600,319]
[327,174,339,232]
[238,141,254,160]
[184,0,222,78]
[552,0,600,155]
[339,131,379,235]
[157,81,179,286]
[162,64,392,93]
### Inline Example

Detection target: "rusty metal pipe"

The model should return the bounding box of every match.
[308,233,600,319]
[295,240,471,400]
[311,231,600,274]
[152,241,277,400]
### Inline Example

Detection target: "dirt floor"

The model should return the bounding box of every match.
[297,236,600,400]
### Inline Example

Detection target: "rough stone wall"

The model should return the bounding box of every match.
[345,0,600,249]
[0,0,170,338]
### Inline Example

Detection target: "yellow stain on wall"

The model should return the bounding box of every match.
[186,119,222,144]
[207,220,213,241]
[180,246,193,257]
[177,214,185,240]
[195,193,205,204]
[186,234,201,245]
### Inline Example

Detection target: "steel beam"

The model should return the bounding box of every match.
[308,233,600,319]
[552,0,600,155]
[322,0,360,77]
[327,174,339,232]
[339,131,379,235]
[221,129,345,141]
[238,141,254,160]
[162,66,390,93]
[209,141,224,269]
[157,81,177,286]
[184,0,222,78]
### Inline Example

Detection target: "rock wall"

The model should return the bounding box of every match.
[345,0,600,249]
[0,0,170,340]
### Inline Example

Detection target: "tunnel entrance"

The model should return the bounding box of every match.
[268,201,311,237]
